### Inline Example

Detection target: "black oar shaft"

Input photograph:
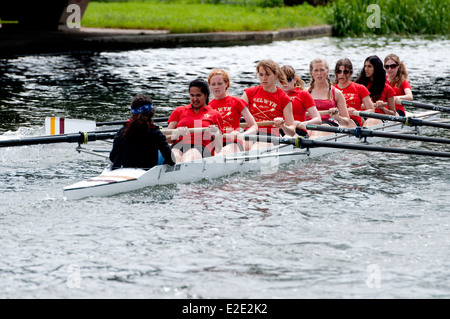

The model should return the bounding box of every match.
[306,125,450,144]
[96,120,127,126]
[301,139,450,158]
[358,111,450,129]
[402,100,450,113]
[96,117,169,126]
[0,132,116,147]
[242,135,450,158]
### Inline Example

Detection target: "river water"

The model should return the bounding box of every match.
[0,36,449,299]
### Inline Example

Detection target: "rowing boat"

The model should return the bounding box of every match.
[63,110,441,200]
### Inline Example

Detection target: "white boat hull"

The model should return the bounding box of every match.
[63,111,439,200]
[64,144,311,200]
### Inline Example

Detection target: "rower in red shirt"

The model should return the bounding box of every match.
[280,65,321,137]
[207,69,257,153]
[241,59,296,149]
[384,54,413,117]
[333,58,374,126]
[307,58,355,138]
[167,79,224,162]
[355,55,396,127]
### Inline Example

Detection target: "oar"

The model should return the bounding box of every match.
[161,127,208,136]
[305,125,450,145]
[241,135,450,158]
[96,117,169,126]
[402,100,450,113]
[0,131,117,148]
[44,116,170,135]
[353,111,450,129]
[163,121,275,135]
[46,110,331,136]
[2,126,223,147]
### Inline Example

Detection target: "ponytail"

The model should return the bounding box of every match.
[256,59,287,86]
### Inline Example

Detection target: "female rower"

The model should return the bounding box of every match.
[110,95,176,170]
[207,69,258,154]
[333,58,374,127]
[280,65,321,137]
[384,54,413,117]
[308,58,355,137]
[241,59,296,149]
[167,79,224,162]
[355,55,396,126]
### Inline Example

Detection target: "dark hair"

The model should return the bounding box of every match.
[124,94,156,138]
[189,78,210,105]
[333,58,353,85]
[355,55,386,102]
[281,65,306,90]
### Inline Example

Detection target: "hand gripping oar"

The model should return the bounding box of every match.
[305,125,450,145]
[241,135,450,158]
[354,111,450,130]
[0,131,117,148]
[401,100,450,113]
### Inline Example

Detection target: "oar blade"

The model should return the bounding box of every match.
[45,117,97,135]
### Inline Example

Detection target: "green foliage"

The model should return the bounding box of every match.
[327,0,450,37]
[84,0,449,36]
[82,1,328,33]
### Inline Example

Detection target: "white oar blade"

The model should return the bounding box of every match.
[45,117,96,135]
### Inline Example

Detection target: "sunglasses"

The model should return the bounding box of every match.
[385,64,398,69]
[336,70,350,74]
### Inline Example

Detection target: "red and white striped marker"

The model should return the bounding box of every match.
[45,117,96,135]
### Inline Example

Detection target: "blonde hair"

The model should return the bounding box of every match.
[384,54,408,89]
[281,65,306,90]
[309,58,333,101]
[256,59,288,86]
[207,69,230,90]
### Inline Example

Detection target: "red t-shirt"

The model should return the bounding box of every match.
[388,79,411,113]
[209,95,247,132]
[367,80,396,114]
[168,104,224,153]
[244,85,291,135]
[334,82,370,126]
[286,87,315,122]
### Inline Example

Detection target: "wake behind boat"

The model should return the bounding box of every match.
[63,110,444,200]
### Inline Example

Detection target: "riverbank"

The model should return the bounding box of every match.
[0,25,333,58]
[81,1,328,33]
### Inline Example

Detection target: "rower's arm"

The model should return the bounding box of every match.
[241,92,249,103]
[280,102,296,137]
[394,88,413,105]
[361,95,375,112]
[385,96,397,115]
[241,107,258,135]
[334,90,353,126]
